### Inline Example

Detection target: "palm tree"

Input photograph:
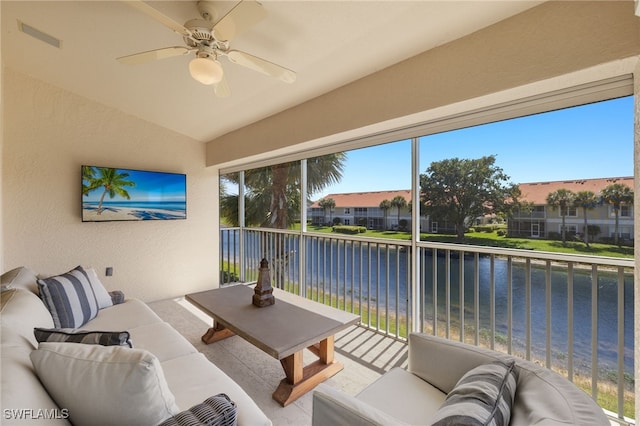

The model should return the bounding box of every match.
[390,195,407,230]
[546,188,575,246]
[83,167,136,215]
[220,153,345,228]
[379,199,391,230]
[601,183,634,246]
[573,190,598,247]
[318,197,336,225]
[219,154,345,287]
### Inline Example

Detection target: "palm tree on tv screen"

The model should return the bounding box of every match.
[83,167,135,215]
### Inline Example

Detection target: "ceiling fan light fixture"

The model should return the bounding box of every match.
[189,57,223,85]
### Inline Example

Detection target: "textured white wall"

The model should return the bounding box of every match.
[2,69,219,301]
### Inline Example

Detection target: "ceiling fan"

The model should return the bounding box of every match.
[117,0,296,97]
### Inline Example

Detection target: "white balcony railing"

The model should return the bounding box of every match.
[220,227,634,423]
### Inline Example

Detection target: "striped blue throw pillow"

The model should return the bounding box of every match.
[34,328,132,347]
[430,360,517,426]
[159,394,237,426]
[37,266,99,328]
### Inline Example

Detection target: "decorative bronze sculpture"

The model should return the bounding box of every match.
[253,258,275,307]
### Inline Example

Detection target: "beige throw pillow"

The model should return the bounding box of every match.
[30,342,179,425]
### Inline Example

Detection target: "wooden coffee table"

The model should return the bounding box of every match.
[185,284,360,406]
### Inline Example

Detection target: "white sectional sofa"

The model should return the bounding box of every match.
[1,266,271,426]
[313,333,610,426]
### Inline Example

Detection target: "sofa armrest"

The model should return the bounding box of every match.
[408,333,505,393]
[312,384,409,426]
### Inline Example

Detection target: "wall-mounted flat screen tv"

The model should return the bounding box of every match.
[82,165,186,222]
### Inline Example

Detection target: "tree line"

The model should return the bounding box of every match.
[220,154,633,247]
[546,183,633,247]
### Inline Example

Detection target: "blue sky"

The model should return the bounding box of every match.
[83,168,186,202]
[316,96,633,198]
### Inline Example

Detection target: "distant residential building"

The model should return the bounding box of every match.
[509,177,634,242]
[309,190,412,230]
[310,177,634,243]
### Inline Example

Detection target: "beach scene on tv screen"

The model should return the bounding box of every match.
[82,166,186,221]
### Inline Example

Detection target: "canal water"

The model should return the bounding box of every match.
[223,230,634,377]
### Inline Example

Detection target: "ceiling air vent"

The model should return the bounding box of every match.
[17,20,61,49]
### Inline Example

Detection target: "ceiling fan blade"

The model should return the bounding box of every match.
[227,50,296,83]
[214,76,231,98]
[117,47,192,65]
[213,0,267,42]
[122,0,192,37]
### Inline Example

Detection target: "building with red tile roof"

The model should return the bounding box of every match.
[309,177,634,241]
[310,190,412,229]
[510,177,634,241]
[517,177,633,204]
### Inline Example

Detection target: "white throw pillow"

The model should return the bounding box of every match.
[30,342,179,425]
[85,267,113,309]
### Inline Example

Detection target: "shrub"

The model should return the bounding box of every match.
[474,225,502,233]
[333,225,367,235]
[220,270,239,284]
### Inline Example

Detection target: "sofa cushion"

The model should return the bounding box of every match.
[30,342,180,426]
[85,267,113,309]
[37,266,99,328]
[34,327,132,347]
[82,298,163,330]
[1,266,39,293]
[111,322,197,362]
[354,367,446,425]
[159,394,237,426]
[1,345,71,425]
[429,360,517,426]
[313,383,412,426]
[1,288,54,349]
[161,352,271,426]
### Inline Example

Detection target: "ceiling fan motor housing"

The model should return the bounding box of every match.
[184,19,214,46]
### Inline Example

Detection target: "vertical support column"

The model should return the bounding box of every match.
[633,61,640,423]
[239,171,246,282]
[411,137,421,333]
[300,159,307,298]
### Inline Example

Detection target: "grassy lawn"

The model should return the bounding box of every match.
[301,225,633,259]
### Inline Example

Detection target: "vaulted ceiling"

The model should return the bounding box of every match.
[2,1,542,142]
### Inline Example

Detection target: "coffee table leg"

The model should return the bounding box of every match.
[272,335,343,407]
[201,322,235,344]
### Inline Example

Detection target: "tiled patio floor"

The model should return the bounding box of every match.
[149,297,408,426]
